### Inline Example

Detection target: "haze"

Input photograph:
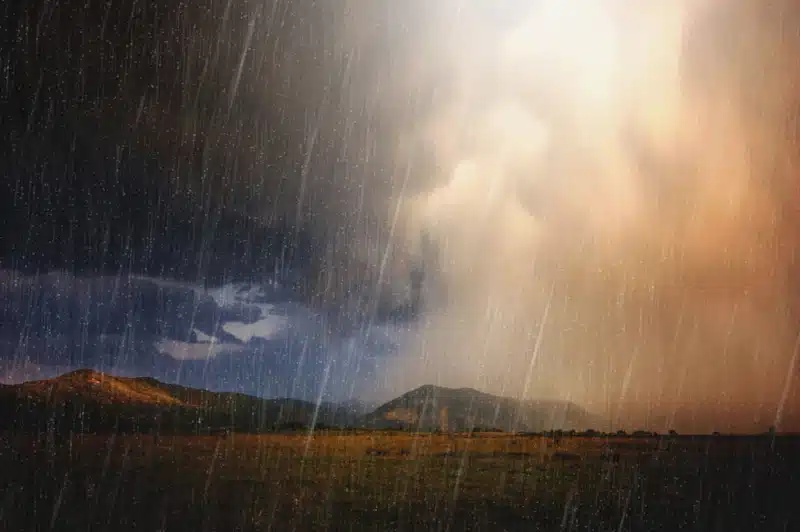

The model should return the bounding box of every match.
[315,0,800,434]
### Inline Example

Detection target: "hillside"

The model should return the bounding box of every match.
[365,385,596,432]
[5,369,185,405]
[0,371,597,435]
[0,370,353,434]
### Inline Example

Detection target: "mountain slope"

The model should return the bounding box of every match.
[0,369,346,434]
[6,369,185,405]
[365,385,596,432]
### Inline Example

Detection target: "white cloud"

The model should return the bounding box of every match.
[156,339,245,361]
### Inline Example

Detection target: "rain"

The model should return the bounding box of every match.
[0,0,799,530]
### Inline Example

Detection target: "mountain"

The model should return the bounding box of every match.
[0,371,597,435]
[364,385,596,432]
[0,369,350,434]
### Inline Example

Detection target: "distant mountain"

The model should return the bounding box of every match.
[364,385,596,432]
[0,369,353,434]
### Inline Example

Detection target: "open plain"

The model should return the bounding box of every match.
[1,431,797,531]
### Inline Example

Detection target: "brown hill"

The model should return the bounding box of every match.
[4,369,184,406]
[0,369,348,434]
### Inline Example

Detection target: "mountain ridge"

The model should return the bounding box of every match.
[0,370,595,434]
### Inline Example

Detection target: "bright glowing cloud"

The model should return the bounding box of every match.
[342,0,800,433]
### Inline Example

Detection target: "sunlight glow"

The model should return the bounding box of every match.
[504,0,621,105]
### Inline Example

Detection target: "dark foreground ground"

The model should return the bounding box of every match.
[0,432,797,531]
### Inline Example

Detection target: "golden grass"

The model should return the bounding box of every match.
[158,431,661,461]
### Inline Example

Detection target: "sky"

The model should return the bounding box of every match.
[1,0,799,434]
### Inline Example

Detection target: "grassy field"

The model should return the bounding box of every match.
[0,431,797,531]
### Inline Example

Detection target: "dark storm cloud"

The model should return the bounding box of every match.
[1,0,444,327]
[1,1,393,287]
[2,1,322,280]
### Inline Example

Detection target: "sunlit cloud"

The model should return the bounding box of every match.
[324,0,800,432]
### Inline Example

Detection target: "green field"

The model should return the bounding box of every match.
[1,431,797,531]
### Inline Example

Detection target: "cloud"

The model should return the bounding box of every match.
[192,329,215,343]
[221,308,290,344]
[155,339,246,361]
[310,0,800,433]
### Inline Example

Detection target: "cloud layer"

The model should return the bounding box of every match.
[334,0,800,433]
